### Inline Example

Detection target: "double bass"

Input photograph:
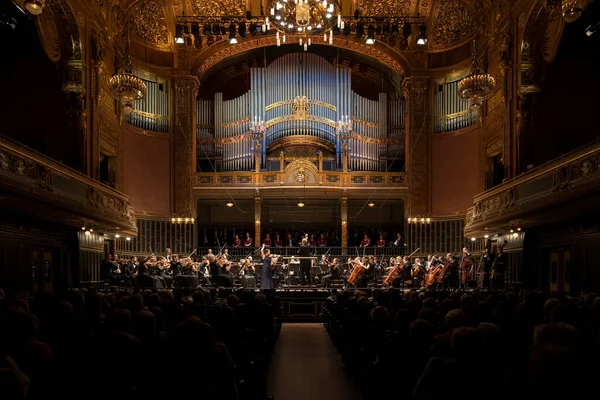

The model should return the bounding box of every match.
[460,248,472,285]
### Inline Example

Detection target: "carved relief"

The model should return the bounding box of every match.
[88,187,133,222]
[0,149,53,191]
[433,0,476,47]
[191,0,245,16]
[356,0,411,16]
[129,0,170,46]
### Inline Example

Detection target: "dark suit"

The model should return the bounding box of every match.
[298,244,311,285]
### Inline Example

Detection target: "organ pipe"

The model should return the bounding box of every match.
[196,53,390,172]
[126,78,169,132]
[434,78,478,133]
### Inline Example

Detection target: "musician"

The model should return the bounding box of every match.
[165,248,172,262]
[322,258,340,288]
[318,234,327,247]
[412,258,425,288]
[360,233,371,247]
[491,242,508,290]
[260,245,280,291]
[157,257,173,288]
[244,233,253,247]
[356,257,372,288]
[209,255,233,287]
[444,253,459,288]
[298,238,312,285]
[263,234,272,247]
[240,256,257,288]
[478,247,493,288]
[233,235,242,248]
[309,234,317,247]
[170,254,181,278]
[274,234,283,247]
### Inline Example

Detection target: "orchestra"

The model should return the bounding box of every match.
[103,236,511,291]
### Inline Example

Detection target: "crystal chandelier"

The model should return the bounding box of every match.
[109,32,146,114]
[458,41,496,110]
[268,0,341,49]
[561,0,590,23]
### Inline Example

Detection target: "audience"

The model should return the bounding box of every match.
[324,288,600,399]
[0,287,280,400]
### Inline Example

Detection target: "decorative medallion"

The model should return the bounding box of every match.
[292,96,310,120]
[433,0,476,48]
[129,0,169,45]
[295,165,307,182]
[191,0,245,16]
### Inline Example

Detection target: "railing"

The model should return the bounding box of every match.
[465,139,600,236]
[0,136,136,235]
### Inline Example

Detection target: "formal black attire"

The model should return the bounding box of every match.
[322,262,339,288]
[492,252,507,289]
[210,261,233,287]
[356,262,373,288]
[298,244,312,285]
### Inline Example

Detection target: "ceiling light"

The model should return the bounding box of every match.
[81,226,86,230]
[297,200,305,208]
[416,24,427,45]
[24,0,45,15]
[471,237,476,241]
[517,227,521,231]
[562,0,589,23]
[484,235,489,238]
[84,230,91,236]
[513,232,519,237]
[368,201,375,207]
[228,24,238,44]
[115,234,120,238]
[175,25,185,44]
[126,237,131,241]
[365,25,375,45]
[226,201,234,207]
[510,229,514,233]
[89,228,94,233]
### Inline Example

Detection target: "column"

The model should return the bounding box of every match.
[402,75,431,216]
[254,191,261,247]
[173,74,199,216]
[255,142,261,174]
[341,193,348,251]
[342,142,349,173]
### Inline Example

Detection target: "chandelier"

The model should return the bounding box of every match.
[561,0,590,23]
[336,115,352,143]
[24,0,45,15]
[458,41,496,110]
[250,117,266,143]
[109,32,146,114]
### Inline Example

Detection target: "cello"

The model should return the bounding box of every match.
[383,248,419,286]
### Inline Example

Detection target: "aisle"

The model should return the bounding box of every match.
[267,323,361,400]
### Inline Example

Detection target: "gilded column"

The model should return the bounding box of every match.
[254,191,261,247]
[173,75,199,216]
[403,75,431,216]
[341,193,348,251]
[342,142,349,173]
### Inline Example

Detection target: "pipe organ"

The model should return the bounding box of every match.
[125,78,169,132]
[197,53,404,172]
[387,99,406,165]
[434,77,478,133]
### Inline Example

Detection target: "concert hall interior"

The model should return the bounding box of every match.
[1,0,600,399]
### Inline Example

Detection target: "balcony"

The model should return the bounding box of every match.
[0,137,137,236]
[464,139,600,237]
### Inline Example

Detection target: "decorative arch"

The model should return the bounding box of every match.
[284,160,320,185]
[191,35,411,81]
[429,0,478,51]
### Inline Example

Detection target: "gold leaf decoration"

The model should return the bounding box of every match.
[129,0,169,45]
[433,0,476,47]
[356,0,411,16]
[191,0,245,16]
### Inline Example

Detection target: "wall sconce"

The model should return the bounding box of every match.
[171,216,194,224]
[407,216,431,224]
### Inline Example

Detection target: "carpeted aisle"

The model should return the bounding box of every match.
[267,323,361,400]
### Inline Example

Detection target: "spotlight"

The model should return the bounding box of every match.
[297,200,305,208]
[226,201,234,208]
[471,237,476,241]
[417,24,427,45]
[228,24,238,44]
[24,0,45,15]
[484,235,489,239]
[368,201,375,207]
[126,237,131,241]
[365,25,375,45]
[115,234,120,238]
[175,24,185,44]
[586,22,599,36]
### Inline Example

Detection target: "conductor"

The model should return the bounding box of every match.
[298,238,312,285]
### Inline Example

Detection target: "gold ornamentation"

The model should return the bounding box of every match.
[433,0,476,47]
[295,164,307,182]
[129,0,169,45]
[266,114,335,129]
[265,99,336,112]
[222,116,250,129]
[292,96,310,120]
[195,35,406,81]
[351,117,378,129]
[350,133,386,145]
[191,0,245,16]
[356,0,411,16]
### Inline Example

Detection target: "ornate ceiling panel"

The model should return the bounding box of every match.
[129,0,170,46]
[190,0,245,16]
[432,0,476,49]
[355,0,412,16]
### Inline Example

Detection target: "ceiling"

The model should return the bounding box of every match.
[125,0,482,55]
